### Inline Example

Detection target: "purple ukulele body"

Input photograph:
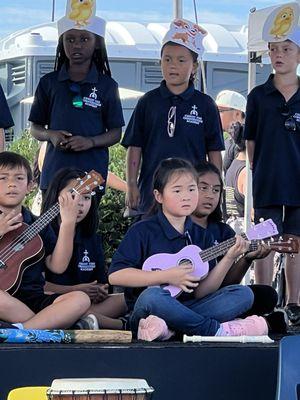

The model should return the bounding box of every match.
[142,219,279,297]
[142,245,209,297]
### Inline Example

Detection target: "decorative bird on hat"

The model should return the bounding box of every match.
[68,0,94,27]
[269,6,295,38]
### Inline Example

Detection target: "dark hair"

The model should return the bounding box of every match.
[54,34,111,77]
[41,167,98,236]
[148,157,198,215]
[195,161,223,223]
[229,121,246,152]
[161,41,198,82]
[0,151,32,182]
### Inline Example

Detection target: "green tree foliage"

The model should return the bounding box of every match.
[99,143,132,268]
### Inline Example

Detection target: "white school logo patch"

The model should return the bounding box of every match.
[78,250,96,272]
[83,86,102,109]
[183,105,203,125]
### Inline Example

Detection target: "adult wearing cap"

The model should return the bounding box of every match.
[0,84,14,152]
[244,3,300,324]
[122,18,224,216]
[215,90,246,173]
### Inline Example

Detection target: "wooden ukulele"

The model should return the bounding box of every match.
[0,170,104,295]
[142,219,299,297]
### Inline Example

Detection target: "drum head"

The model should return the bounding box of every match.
[49,378,154,395]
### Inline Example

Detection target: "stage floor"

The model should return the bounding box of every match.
[0,336,284,400]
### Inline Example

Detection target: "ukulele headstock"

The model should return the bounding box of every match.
[73,170,105,195]
[246,219,279,241]
[267,237,299,254]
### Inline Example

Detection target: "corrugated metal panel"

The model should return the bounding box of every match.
[11,62,26,85]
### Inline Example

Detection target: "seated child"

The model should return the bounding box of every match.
[0,152,91,330]
[108,158,269,341]
[192,161,286,333]
[42,168,127,330]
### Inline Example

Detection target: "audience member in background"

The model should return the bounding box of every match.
[215,90,246,173]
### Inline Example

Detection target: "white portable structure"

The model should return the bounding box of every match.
[0,20,271,137]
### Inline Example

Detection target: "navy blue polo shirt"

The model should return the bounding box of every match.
[122,81,224,213]
[244,74,300,208]
[109,210,214,311]
[45,227,106,285]
[0,84,14,128]
[29,63,124,190]
[14,207,57,297]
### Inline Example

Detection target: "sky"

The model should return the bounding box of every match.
[0,0,288,39]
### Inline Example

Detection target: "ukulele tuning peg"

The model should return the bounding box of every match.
[99,185,104,191]
[270,237,274,242]
[259,218,265,223]
[91,191,96,196]
[279,236,283,241]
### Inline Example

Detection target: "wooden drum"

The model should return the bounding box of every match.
[47,378,154,399]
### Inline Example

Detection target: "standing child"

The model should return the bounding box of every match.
[192,161,286,333]
[0,152,91,330]
[244,6,300,324]
[0,84,14,152]
[29,0,124,196]
[122,19,224,216]
[109,158,268,341]
[42,168,127,330]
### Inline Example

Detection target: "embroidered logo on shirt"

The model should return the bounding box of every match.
[78,250,96,272]
[293,112,300,122]
[183,105,203,125]
[83,86,102,109]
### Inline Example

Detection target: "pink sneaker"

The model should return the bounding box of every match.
[220,315,268,336]
[137,315,174,342]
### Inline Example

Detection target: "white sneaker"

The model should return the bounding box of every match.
[74,314,99,330]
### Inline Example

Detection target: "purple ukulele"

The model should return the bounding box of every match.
[142,219,285,297]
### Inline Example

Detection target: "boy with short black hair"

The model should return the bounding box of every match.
[244,6,300,324]
[0,151,91,329]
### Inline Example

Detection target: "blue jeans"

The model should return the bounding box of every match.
[131,285,254,336]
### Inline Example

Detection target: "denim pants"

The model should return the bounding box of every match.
[131,285,254,336]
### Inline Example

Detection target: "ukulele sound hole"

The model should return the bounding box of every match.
[178,258,193,266]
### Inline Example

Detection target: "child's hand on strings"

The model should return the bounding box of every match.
[63,136,94,152]
[245,243,271,261]
[49,130,72,149]
[166,263,200,293]
[58,191,80,227]
[0,209,23,237]
[226,235,250,261]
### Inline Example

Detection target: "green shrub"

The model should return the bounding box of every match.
[99,143,132,268]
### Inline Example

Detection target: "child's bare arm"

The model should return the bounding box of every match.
[109,264,199,294]
[30,122,72,148]
[246,140,255,169]
[63,127,121,152]
[207,151,223,172]
[45,192,79,273]
[125,146,141,209]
